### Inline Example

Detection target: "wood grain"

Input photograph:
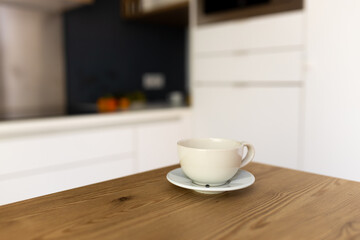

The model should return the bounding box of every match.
[121,0,188,27]
[1,163,360,239]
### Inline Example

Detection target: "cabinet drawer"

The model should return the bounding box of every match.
[193,86,300,169]
[194,11,304,53]
[0,127,134,175]
[0,157,134,206]
[194,51,302,82]
[137,121,181,172]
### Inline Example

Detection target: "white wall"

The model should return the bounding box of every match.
[304,0,360,181]
[0,5,65,119]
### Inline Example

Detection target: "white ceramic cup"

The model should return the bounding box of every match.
[177,138,255,186]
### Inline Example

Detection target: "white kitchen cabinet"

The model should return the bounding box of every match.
[303,0,360,181]
[0,127,134,175]
[136,115,192,172]
[0,126,135,205]
[136,121,181,172]
[190,2,304,170]
[0,157,134,206]
[193,86,300,169]
[0,109,192,205]
[194,11,303,53]
[194,50,303,83]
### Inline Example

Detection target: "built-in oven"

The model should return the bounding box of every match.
[197,0,303,25]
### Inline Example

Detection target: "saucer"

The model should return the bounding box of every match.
[166,168,255,194]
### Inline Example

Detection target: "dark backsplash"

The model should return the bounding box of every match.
[64,0,187,112]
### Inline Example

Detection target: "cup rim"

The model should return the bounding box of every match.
[177,138,241,151]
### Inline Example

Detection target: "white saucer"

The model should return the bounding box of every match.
[166,168,255,194]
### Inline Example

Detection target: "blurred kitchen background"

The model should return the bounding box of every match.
[1,0,360,205]
[0,0,188,119]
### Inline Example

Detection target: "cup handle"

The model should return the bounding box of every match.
[238,142,255,168]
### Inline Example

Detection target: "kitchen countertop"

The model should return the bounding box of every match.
[0,106,190,138]
[1,163,360,239]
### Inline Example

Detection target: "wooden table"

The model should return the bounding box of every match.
[1,163,360,240]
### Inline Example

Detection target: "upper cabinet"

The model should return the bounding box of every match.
[194,11,304,53]
[121,0,188,26]
[0,0,94,12]
[196,0,302,25]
